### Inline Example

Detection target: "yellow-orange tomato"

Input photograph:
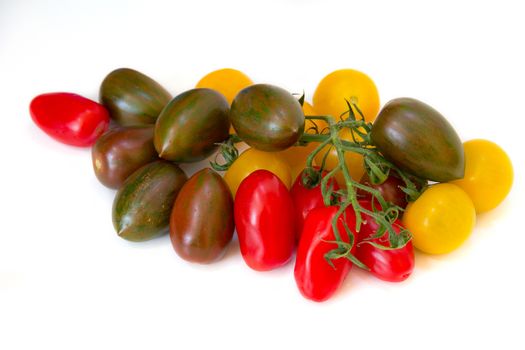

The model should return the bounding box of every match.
[195,68,253,105]
[278,102,326,181]
[313,128,366,185]
[403,183,476,255]
[451,139,513,213]
[313,69,380,122]
[224,148,292,197]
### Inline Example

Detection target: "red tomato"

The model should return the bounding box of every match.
[355,200,414,282]
[294,206,355,302]
[30,92,110,147]
[234,170,295,271]
[358,173,408,208]
[290,168,340,242]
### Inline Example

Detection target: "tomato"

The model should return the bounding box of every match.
[371,98,464,182]
[234,170,295,271]
[294,206,355,302]
[154,88,229,162]
[277,102,326,180]
[30,92,109,147]
[355,201,414,282]
[224,148,292,197]
[230,84,304,151]
[170,169,234,264]
[100,68,171,126]
[313,128,366,184]
[92,126,158,189]
[358,173,408,209]
[195,68,253,105]
[290,168,339,241]
[451,139,513,213]
[313,69,380,122]
[402,183,476,254]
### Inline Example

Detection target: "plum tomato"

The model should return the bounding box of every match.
[234,170,295,271]
[451,139,513,213]
[402,183,476,254]
[358,172,408,209]
[294,206,355,302]
[355,200,414,282]
[290,168,339,241]
[30,92,109,147]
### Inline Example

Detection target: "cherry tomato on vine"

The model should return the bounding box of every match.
[30,92,109,147]
[313,69,380,122]
[224,148,292,197]
[294,206,355,302]
[195,68,253,105]
[451,139,513,213]
[290,168,339,241]
[403,183,476,255]
[277,102,327,180]
[355,201,414,282]
[358,173,408,209]
[234,170,295,271]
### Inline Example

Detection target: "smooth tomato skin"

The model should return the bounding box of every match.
[403,183,476,255]
[356,201,414,282]
[451,139,513,213]
[290,169,339,241]
[294,206,355,302]
[234,170,295,271]
[30,92,109,147]
[224,148,292,197]
[195,68,253,105]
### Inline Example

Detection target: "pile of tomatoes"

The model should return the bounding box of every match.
[30,67,513,302]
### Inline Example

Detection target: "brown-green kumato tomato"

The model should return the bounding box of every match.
[230,84,304,152]
[371,98,464,182]
[100,68,172,126]
[112,161,187,242]
[169,168,234,264]
[154,88,230,163]
[92,126,158,189]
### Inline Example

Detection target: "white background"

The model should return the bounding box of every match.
[1,0,524,349]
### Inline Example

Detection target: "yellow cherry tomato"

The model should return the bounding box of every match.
[195,68,253,105]
[403,183,476,255]
[224,148,292,197]
[450,139,513,213]
[278,102,326,181]
[313,128,366,185]
[313,69,380,122]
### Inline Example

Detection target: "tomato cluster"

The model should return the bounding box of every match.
[30,67,513,302]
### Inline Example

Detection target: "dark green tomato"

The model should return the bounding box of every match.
[230,84,304,152]
[100,68,172,126]
[169,168,234,264]
[92,126,158,189]
[154,88,229,163]
[112,160,187,242]
[370,98,464,182]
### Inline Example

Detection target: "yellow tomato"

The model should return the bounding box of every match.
[224,148,292,197]
[451,139,513,213]
[195,68,253,105]
[278,102,326,181]
[403,183,476,255]
[313,69,380,122]
[313,128,366,185]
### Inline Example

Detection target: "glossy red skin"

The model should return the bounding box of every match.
[294,206,355,302]
[30,92,109,147]
[358,173,408,208]
[290,169,340,242]
[234,170,295,271]
[356,200,415,282]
